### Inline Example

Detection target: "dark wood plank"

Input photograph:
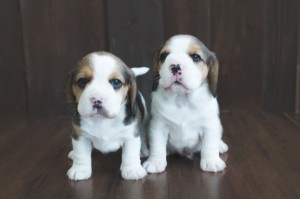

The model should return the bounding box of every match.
[1,113,300,198]
[211,0,264,111]
[162,0,211,47]
[20,0,108,118]
[296,13,300,114]
[106,0,164,106]
[262,0,281,112]
[0,0,27,120]
[275,0,299,113]
[263,0,299,113]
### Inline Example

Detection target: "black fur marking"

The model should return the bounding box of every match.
[123,93,137,125]
[121,66,131,84]
[136,91,145,120]
[71,102,80,125]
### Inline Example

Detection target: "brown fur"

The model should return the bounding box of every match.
[72,123,82,140]
[152,51,161,91]
[207,53,219,98]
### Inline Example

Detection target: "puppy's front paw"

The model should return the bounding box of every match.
[143,158,167,173]
[200,157,226,172]
[121,165,147,180]
[219,140,228,154]
[67,166,92,180]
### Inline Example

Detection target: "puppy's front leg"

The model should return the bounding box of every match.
[121,136,147,180]
[67,137,92,180]
[200,121,226,172]
[143,119,168,173]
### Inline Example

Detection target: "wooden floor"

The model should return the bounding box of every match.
[1,112,300,199]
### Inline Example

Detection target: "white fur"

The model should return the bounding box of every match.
[131,67,150,76]
[143,35,228,173]
[67,53,148,180]
[77,55,122,118]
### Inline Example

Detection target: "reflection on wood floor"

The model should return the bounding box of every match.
[0,112,299,199]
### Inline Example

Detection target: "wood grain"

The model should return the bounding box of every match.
[262,0,299,113]
[0,0,27,120]
[1,113,300,198]
[0,0,299,120]
[211,0,264,111]
[106,0,164,106]
[20,0,108,118]
[296,12,300,114]
[162,0,211,47]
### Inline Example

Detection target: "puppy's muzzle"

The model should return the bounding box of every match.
[90,97,103,110]
[170,64,182,76]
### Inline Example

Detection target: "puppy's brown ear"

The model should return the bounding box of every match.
[124,71,137,125]
[67,69,80,125]
[67,71,75,102]
[152,50,161,91]
[207,52,219,98]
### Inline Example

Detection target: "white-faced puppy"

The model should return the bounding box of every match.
[67,51,149,180]
[143,35,228,173]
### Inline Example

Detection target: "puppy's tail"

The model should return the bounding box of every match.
[131,67,149,77]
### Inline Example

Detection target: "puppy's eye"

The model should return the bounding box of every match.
[110,79,122,90]
[159,52,169,63]
[190,53,202,63]
[76,77,90,88]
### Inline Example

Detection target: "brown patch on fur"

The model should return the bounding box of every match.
[188,44,200,55]
[152,46,170,91]
[67,54,94,138]
[72,122,82,140]
[188,43,209,84]
[73,66,93,101]
[109,71,129,102]
[188,42,218,97]
[207,52,219,98]
[152,51,160,91]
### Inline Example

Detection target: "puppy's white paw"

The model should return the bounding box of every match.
[68,150,74,160]
[200,157,226,172]
[219,140,228,154]
[67,166,92,180]
[143,158,167,173]
[121,165,147,180]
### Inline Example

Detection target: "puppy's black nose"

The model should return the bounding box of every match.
[170,64,181,75]
[91,97,102,109]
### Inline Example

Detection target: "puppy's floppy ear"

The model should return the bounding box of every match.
[67,68,80,125]
[152,50,161,91]
[207,52,219,98]
[67,70,75,102]
[124,70,138,125]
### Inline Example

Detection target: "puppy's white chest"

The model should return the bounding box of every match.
[80,117,132,153]
[153,95,200,124]
[169,121,201,141]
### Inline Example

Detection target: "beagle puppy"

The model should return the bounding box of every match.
[143,35,228,173]
[67,51,149,180]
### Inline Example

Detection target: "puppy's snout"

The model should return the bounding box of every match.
[170,64,182,75]
[90,97,103,109]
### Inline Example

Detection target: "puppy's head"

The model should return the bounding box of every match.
[153,35,219,97]
[67,52,137,122]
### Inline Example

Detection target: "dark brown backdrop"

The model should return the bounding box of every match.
[1,0,299,121]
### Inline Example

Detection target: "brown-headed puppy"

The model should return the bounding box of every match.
[143,35,228,173]
[67,51,149,180]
